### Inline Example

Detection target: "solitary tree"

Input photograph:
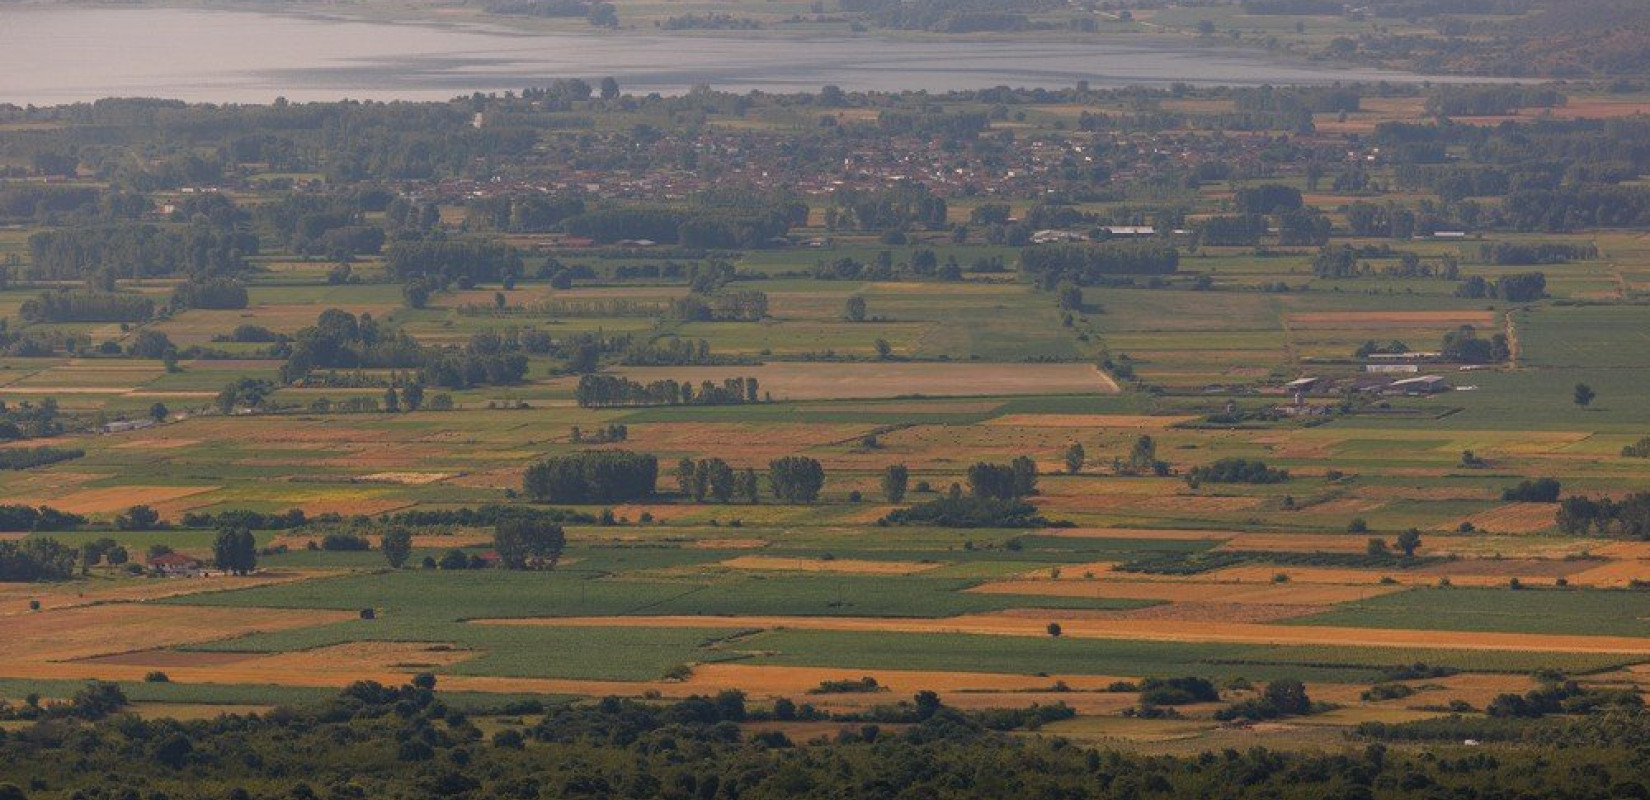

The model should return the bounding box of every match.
[586,2,618,27]
[1396,528,1422,558]
[148,402,169,423]
[1574,383,1596,408]
[382,527,413,569]
[1366,538,1389,557]
[1063,442,1086,475]
[1127,435,1157,475]
[1046,622,1063,638]
[1263,678,1312,716]
[843,295,867,322]
[881,464,909,503]
[1056,282,1082,312]
[874,338,893,360]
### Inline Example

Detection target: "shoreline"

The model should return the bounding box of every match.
[2,3,1529,106]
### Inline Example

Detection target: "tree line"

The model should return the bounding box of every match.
[28,223,254,281]
[521,450,659,504]
[574,374,761,408]
[20,290,155,324]
[1556,491,1650,539]
[24,674,1650,800]
[282,309,528,390]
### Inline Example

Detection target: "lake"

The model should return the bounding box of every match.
[0,7,1454,105]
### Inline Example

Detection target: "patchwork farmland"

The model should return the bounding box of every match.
[1,72,1649,769]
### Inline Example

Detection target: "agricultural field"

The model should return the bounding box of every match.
[0,72,1647,765]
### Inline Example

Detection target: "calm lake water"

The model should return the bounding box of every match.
[1,7,1452,104]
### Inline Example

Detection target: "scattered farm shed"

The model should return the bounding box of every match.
[1385,375,1451,395]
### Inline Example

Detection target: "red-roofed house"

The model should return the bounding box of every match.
[148,553,203,576]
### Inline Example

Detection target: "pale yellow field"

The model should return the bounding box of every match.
[8,485,221,515]
[5,603,355,663]
[1444,502,1560,534]
[0,570,323,616]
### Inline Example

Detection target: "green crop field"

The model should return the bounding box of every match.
[1293,588,1650,638]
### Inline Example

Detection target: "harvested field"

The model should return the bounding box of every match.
[436,664,1139,707]
[1567,560,1650,588]
[356,472,453,485]
[1036,492,1261,514]
[1401,674,1536,709]
[1592,542,1650,559]
[720,556,941,575]
[3,604,355,664]
[1311,672,1541,710]
[969,579,1401,605]
[0,570,323,617]
[1028,561,1118,579]
[477,615,1650,655]
[1418,559,1577,578]
[594,362,1119,400]
[9,485,220,515]
[1444,503,1559,534]
[81,650,261,668]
